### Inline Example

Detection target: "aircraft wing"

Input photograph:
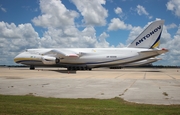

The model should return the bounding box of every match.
[44,49,81,58]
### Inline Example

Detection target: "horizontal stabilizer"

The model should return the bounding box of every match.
[139,48,168,55]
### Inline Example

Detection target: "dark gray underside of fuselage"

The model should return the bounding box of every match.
[18,60,125,68]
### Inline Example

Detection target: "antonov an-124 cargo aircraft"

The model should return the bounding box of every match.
[14,20,168,70]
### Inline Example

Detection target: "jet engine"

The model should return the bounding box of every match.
[41,56,60,65]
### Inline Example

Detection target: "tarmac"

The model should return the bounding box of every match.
[0,67,180,105]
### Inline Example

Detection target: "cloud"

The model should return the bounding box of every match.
[71,0,108,26]
[114,7,126,19]
[108,18,132,31]
[126,26,143,44]
[32,0,79,28]
[160,33,180,65]
[95,32,110,48]
[156,24,180,65]
[160,25,171,44]
[166,0,180,17]
[32,0,107,48]
[0,21,40,64]
[166,23,177,29]
[0,5,6,12]
[39,26,98,48]
[136,5,152,19]
[31,0,111,49]
[22,5,39,12]
[136,5,148,15]
[116,43,125,48]
[176,25,180,35]
[114,7,122,14]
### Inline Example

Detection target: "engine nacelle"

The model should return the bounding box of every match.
[41,56,60,65]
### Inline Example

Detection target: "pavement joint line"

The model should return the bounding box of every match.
[143,72,146,79]
[166,74,176,80]
[121,79,137,96]
[114,74,125,79]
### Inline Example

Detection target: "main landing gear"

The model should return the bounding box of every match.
[30,65,35,70]
[67,66,92,71]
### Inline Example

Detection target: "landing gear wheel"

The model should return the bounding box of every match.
[67,67,71,71]
[30,65,35,70]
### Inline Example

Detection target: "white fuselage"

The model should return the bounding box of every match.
[14,48,168,68]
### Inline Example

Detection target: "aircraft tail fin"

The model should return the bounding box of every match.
[128,20,164,49]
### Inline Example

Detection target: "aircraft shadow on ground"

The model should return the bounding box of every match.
[50,70,77,74]
[14,68,77,74]
[115,69,162,72]
[140,70,161,72]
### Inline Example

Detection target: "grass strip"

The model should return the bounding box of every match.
[0,95,180,115]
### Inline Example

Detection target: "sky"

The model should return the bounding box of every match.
[0,0,180,66]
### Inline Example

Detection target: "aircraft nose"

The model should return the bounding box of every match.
[14,55,19,63]
[14,53,23,63]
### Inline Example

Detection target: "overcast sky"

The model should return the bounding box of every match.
[0,0,180,66]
